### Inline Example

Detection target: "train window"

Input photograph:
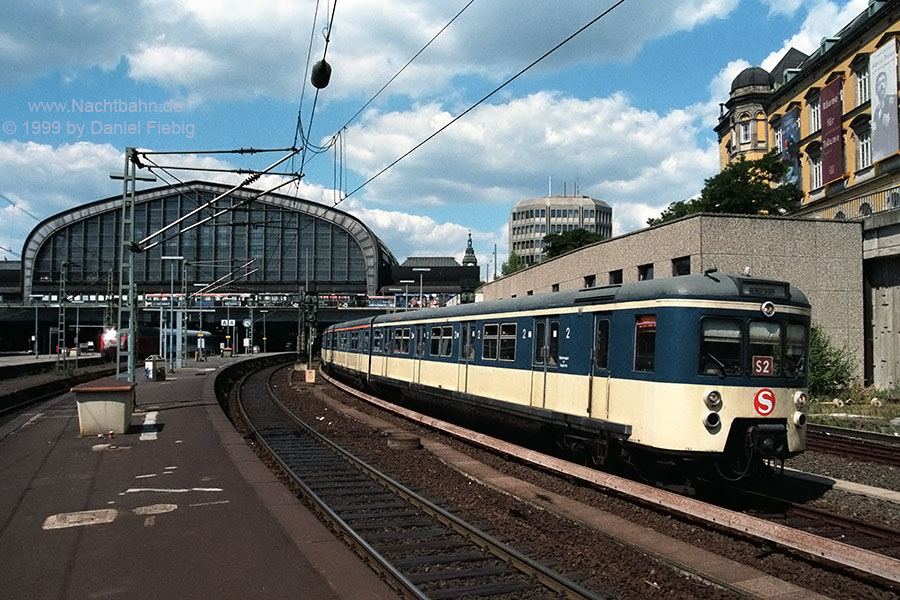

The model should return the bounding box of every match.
[430,327,442,355]
[391,327,410,354]
[373,329,382,352]
[594,319,609,370]
[499,323,517,361]
[416,327,425,356]
[483,324,499,360]
[461,323,475,360]
[548,322,559,366]
[534,322,546,364]
[535,320,559,365]
[784,322,807,377]
[749,320,781,376]
[441,325,453,357]
[634,315,656,372]
[350,332,359,350]
[700,318,742,376]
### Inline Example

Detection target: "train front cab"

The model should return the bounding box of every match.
[598,299,810,479]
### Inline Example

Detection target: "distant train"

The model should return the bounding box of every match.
[100,326,215,361]
[322,271,811,481]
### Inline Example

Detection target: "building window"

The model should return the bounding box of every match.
[672,256,691,276]
[856,127,872,171]
[808,97,821,133]
[551,283,559,292]
[859,202,872,217]
[608,269,622,284]
[740,120,751,143]
[584,274,596,288]
[855,64,870,106]
[638,263,654,281]
[809,151,823,190]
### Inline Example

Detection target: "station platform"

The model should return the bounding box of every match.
[0,355,399,599]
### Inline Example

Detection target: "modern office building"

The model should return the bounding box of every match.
[508,195,612,265]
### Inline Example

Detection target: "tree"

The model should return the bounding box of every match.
[542,228,604,259]
[647,149,802,226]
[808,324,856,399]
[501,251,527,276]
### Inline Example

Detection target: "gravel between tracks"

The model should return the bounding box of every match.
[267,370,900,599]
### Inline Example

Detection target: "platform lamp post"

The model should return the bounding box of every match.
[260,310,268,353]
[399,280,414,310]
[412,267,431,308]
[29,295,41,357]
[161,256,183,372]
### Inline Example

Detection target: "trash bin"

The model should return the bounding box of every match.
[223,348,233,358]
[71,377,135,436]
[144,355,166,381]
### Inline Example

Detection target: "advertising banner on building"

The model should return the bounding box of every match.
[871,40,899,163]
[781,108,800,184]
[821,78,844,185]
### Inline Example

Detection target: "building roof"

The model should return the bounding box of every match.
[730,66,774,92]
[512,195,611,210]
[401,257,461,268]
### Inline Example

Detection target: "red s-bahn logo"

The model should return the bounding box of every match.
[754,388,776,416]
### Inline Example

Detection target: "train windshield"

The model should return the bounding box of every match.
[700,318,808,379]
[700,318,743,376]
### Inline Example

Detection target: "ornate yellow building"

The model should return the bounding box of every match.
[716,0,900,389]
[716,0,900,220]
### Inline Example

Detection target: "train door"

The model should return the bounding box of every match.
[589,316,611,419]
[530,317,559,408]
[457,322,475,392]
[413,325,425,384]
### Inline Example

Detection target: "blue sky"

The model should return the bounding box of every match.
[0,0,870,277]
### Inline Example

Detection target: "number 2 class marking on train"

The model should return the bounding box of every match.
[754,388,776,416]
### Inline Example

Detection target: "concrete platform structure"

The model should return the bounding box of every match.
[0,355,399,600]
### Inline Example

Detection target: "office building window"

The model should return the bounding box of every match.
[584,274,596,288]
[638,263,654,281]
[809,150,823,189]
[855,64,870,106]
[808,97,821,133]
[608,269,622,284]
[672,256,691,276]
[856,127,872,170]
[740,120,751,143]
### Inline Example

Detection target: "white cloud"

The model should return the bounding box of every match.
[760,0,870,71]
[1,1,741,104]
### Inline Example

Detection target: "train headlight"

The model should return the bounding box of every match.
[792,411,807,427]
[793,391,808,409]
[703,389,722,410]
[703,412,721,430]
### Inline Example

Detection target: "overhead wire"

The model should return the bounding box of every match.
[340,0,628,203]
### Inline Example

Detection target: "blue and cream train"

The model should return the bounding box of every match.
[322,271,811,479]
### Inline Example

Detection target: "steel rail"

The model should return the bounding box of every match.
[320,368,900,585]
[239,365,603,599]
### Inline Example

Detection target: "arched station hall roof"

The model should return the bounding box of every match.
[21,181,398,298]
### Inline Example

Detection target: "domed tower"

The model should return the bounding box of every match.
[462,230,478,267]
[715,66,774,168]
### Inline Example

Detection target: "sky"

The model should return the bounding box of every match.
[0,0,871,278]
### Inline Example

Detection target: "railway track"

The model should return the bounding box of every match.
[314,366,900,588]
[806,424,900,467]
[237,364,604,600]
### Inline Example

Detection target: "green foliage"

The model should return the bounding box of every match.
[501,251,527,276]
[647,149,802,226]
[808,324,856,399]
[542,228,604,259]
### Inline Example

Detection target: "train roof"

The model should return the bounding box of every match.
[326,272,809,331]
